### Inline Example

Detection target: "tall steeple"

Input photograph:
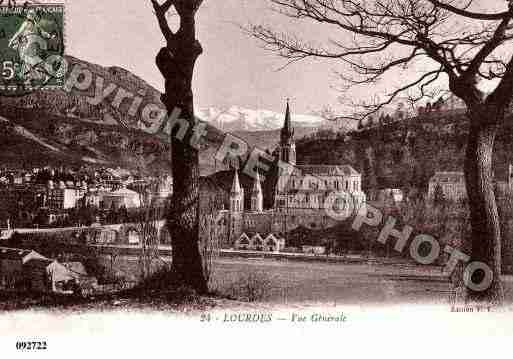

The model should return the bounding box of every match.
[230,170,244,212]
[251,171,263,212]
[279,99,296,165]
[231,170,242,194]
[281,99,294,142]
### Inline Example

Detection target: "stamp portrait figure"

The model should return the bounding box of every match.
[7,8,57,83]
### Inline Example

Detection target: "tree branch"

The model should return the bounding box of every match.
[151,0,175,42]
[488,54,513,105]
[427,0,512,20]
[464,16,513,77]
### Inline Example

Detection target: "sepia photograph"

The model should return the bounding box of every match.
[0,0,512,356]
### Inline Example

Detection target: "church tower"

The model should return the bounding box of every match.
[279,100,296,165]
[230,170,244,213]
[251,171,263,213]
[229,169,244,244]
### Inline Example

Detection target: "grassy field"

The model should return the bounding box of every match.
[89,255,513,306]
[209,258,453,305]
[3,256,513,312]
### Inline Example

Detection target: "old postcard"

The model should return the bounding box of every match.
[0,0,512,356]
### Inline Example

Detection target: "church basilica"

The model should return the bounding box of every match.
[217,102,367,251]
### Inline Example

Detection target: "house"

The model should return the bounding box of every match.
[45,180,80,209]
[0,247,89,293]
[127,228,141,245]
[101,186,141,209]
[63,262,97,292]
[0,248,48,290]
[83,188,101,208]
[234,232,285,252]
[235,233,250,250]
[428,172,467,202]
[23,257,58,292]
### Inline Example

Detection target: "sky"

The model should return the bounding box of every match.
[66,0,344,114]
[65,0,510,115]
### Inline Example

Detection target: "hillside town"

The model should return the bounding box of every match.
[2,1,513,331]
[0,166,172,228]
[4,1,513,357]
[3,95,513,298]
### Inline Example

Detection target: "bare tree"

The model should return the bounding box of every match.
[249,0,513,304]
[150,0,207,294]
[199,199,222,287]
[137,181,165,281]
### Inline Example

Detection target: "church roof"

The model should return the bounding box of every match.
[430,171,464,183]
[0,247,48,263]
[240,232,284,241]
[105,187,139,197]
[294,165,360,177]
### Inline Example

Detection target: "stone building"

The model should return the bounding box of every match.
[217,101,367,251]
[428,168,513,202]
[428,172,467,202]
[45,180,81,209]
[274,164,366,212]
[100,185,141,209]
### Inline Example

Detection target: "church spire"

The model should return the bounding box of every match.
[251,171,263,212]
[252,171,262,194]
[281,98,294,141]
[230,169,244,213]
[279,99,296,165]
[231,170,242,194]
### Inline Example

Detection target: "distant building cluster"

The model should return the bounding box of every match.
[428,167,513,202]
[355,95,467,132]
[417,95,467,116]
[0,166,173,228]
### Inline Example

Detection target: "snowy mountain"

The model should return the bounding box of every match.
[196,106,329,132]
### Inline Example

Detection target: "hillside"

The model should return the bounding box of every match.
[0,55,229,175]
[233,127,319,151]
[295,112,513,198]
[0,55,335,176]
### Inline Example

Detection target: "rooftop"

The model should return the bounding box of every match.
[430,171,465,183]
[294,165,360,177]
[0,247,48,262]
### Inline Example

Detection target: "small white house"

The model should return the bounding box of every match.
[428,172,467,201]
[250,233,264,251]
[234,233,250,250]
[234,233,285,252]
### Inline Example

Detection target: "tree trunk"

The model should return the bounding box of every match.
[157,42,208,294]
[168,132,207,294]
[463,112,504,304]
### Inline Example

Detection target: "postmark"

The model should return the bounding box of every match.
[0,1,65,96]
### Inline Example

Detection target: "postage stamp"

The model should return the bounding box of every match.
[0,2,65,96]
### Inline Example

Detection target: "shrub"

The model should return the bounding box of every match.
[223,271,273,302]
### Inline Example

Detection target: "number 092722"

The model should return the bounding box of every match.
[15,341,47,350]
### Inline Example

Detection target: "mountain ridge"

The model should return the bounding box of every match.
[196,105,333,132]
